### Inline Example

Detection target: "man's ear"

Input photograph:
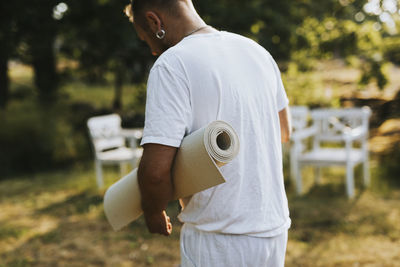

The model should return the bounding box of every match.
[145,11,162,34]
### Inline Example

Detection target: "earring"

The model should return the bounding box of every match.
[156,29,166,39]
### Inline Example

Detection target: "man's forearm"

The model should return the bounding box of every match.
[137,163,173,215]
[136,144,177,235]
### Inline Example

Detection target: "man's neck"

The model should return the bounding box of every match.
[163,2,216,47]
[166,21,217,48]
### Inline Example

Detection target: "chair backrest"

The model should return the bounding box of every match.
[87,114,125,153]
[290,106,310,132]
[310,107,371,142]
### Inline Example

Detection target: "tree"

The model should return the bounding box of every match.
[0,32,10,109]
[285,0,396,89]
[20,0,60,102]
[194,0,293,60]
[60,0,153,110]
[0,1,18,108]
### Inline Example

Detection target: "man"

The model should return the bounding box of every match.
[125,0,292,266]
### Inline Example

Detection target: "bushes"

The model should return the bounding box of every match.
[0,82,147,178]
[0,101,88,177]
[281,62,340,108]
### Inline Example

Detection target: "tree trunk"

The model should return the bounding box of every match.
[0,1,11,109]
[112,65,124,111]
[0,51,9,109]
[31,35,58,103]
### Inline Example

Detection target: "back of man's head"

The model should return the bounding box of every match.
[125,0,206,55]
[125,0,181,25]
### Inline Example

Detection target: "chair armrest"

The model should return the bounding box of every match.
[342,126,367,142]
[121,128,143,139]
[291,126,318,142]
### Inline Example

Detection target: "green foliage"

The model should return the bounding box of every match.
[290,16,394,89]
[359,59,389,89]
[0,81,146,177]
[284,0,400,90]
[376,142,400,189]
[0,95,106,177]
[0,101,89,176]
[2,0,399,102]
[59,0,153,84]
[281,62,341,108]
[2,0,400,176]
[384,36,400,65]
[195,0,293,59]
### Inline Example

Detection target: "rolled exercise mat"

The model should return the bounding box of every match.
[103,121,239,231]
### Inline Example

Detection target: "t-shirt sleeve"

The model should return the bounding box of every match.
[140,64,192,148]
[270,56,289,111]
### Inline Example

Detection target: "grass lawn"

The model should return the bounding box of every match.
[0,165,181,267]
[0,159,399,267]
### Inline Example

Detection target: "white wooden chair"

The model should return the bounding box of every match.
[121,128,143,149]
[289,106,310,183]
[291,107,372,198]
[290,106,310,132]
[87,114,143,188]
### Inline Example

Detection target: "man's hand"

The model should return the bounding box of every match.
[144,210,172,236]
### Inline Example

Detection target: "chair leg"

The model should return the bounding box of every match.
[290,151,296,184]
[363,159,370,187]
[315,167,321,184]
[120,163,128,177]
[362,138,370,188]
[95,160,104,188]
[296,164,303,195]
[346,163,354,198]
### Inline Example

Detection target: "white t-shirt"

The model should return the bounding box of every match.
[140,31,290,237]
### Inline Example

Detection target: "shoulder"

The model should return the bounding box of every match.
[150,47,185,75]
[147,52,188,90]
[224,31,270,51]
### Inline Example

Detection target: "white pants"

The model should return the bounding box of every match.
[180,224,288,267]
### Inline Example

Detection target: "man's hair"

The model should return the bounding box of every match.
[124,0,179,24]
